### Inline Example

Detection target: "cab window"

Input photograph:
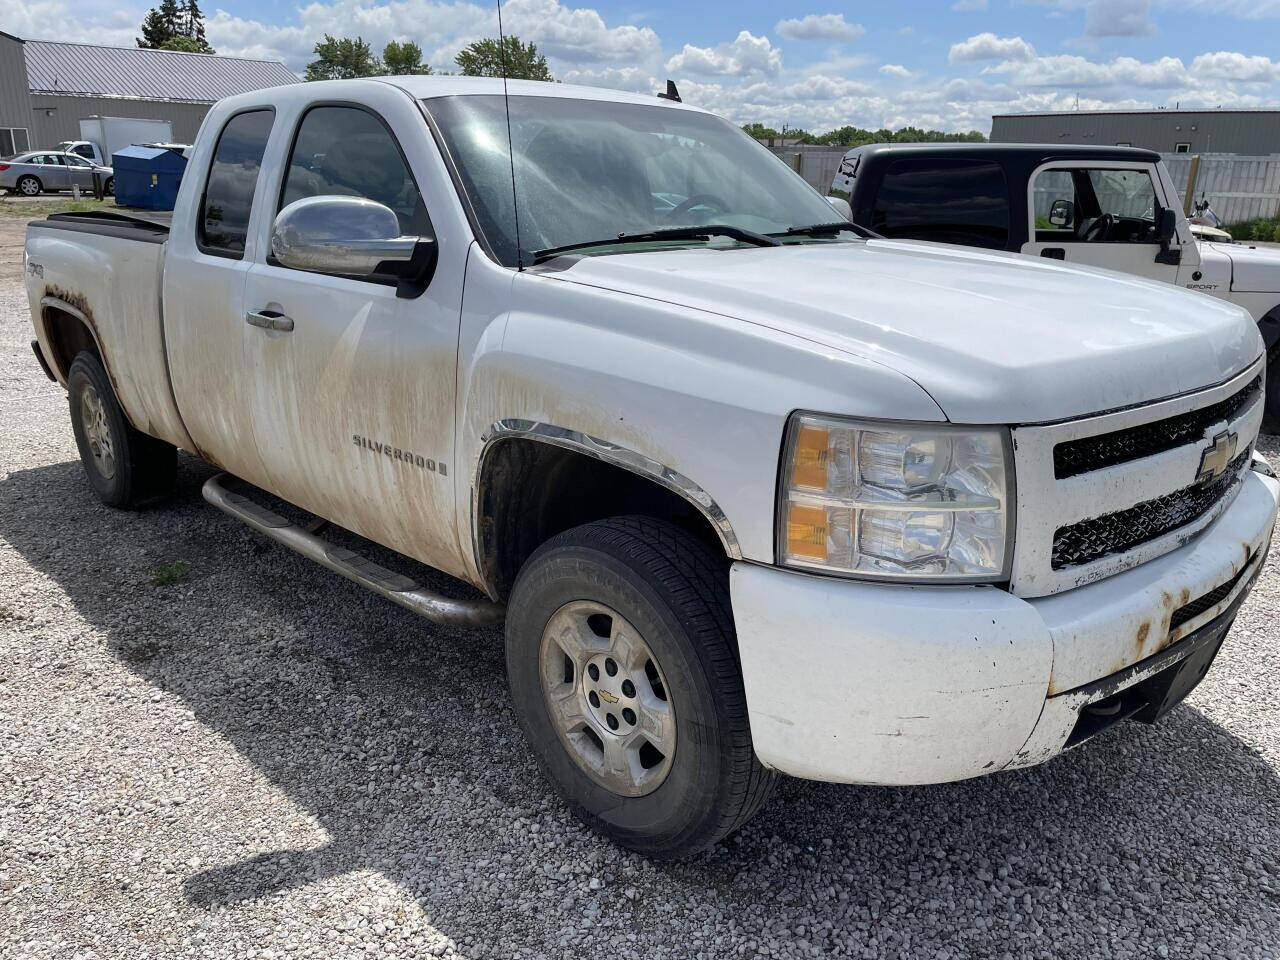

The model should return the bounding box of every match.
[279,105,429,237]
[199,109,275,258]
[1031,166,1161,243]
[871,157,1010,249]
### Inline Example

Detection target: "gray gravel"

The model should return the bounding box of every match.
[3,216,1280,959]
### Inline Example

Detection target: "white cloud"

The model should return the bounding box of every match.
[665,31,782,77]
[951,0,989,10]
[990,53,1187,88]
[1190,51,1280,82]
[949,33,1037,63]
[775,13,864,42]
[879,64,914,78]
[1084,0,1155,36]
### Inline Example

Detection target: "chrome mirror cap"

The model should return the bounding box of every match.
[271,195,418,276]
[825,195,853,220]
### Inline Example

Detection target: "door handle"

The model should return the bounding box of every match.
[1040,248,1066,261]
[245,310,294,332]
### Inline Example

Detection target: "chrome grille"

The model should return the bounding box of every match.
[1053,376,1261,479]
[1051,451,1250,569]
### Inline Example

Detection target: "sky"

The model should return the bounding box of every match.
[5,0,1280,134]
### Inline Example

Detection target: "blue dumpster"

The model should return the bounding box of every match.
[111,145,187,210]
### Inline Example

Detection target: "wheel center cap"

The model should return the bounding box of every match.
[582,653,639,735]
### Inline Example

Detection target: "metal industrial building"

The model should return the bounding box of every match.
[0,31,297,157]
[991,109,1280,156]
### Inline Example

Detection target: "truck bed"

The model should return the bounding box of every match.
[37,208,173,239]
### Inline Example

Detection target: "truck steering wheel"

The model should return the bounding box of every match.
[1081,213,1115,243]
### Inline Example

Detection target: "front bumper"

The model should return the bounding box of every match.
[730,462,1279,785]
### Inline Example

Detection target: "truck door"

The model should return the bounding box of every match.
[241,98,465,572]
[1021,162,1194,283]
[162,107,277,488]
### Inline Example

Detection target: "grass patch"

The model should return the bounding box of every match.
[0,196,115,219]
[149,560,191,587]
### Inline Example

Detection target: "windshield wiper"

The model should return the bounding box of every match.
[532,224,780,264]
[770,221,881,240]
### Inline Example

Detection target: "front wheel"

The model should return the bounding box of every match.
[103,176,114,196]
[67,352,175,507]
[16,175,41,196]
[505,516,775,859]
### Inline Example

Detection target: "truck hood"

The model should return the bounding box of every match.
[549,239,1261,423]
[1209,241,1280,294]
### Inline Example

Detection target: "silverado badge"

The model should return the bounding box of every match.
[1196,429,1238,484]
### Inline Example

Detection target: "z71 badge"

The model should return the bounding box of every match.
[353,434,446,475]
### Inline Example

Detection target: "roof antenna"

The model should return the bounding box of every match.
[497,0,524,270]
[657,79,681,103]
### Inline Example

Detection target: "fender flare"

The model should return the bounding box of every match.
[1258,305,1280,354]
[472,419,743,573]
[38,294,111,387]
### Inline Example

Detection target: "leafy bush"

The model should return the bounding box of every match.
[1228,218,1280,242]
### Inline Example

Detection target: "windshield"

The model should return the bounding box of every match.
[424,95,848,266]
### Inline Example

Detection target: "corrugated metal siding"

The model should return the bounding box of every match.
[24,40,297,103]
[992,111,1280,156]
[27,95,212,149]
[1162,154,1280,224]
[0,34,32,132]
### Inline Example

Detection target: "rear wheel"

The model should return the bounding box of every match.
[505,516,775,859]
[103,176,114,196]
[16,175,40,197]
[67,352,175,507]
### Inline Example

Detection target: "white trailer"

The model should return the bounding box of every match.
[56,116,175,167]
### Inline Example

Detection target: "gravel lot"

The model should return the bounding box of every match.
[3,215,1280,959]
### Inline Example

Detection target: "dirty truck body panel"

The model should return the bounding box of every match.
[25,78,1280,803]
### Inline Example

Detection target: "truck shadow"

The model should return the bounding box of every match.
[3,455,1280,955]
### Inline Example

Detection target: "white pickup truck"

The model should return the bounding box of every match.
[25,77,1280,858]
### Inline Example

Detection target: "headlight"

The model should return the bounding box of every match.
[778,414,1013,581]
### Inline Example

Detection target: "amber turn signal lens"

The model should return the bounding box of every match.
[786,503,828,561]
[790,425,829,490]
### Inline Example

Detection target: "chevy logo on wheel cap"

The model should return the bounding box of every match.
[1196,429,1239,484]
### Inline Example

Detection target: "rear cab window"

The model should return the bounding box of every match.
[199,109,275,258]
[872,157,1010,250]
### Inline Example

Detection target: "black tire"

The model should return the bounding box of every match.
[16,175,41,197]
[67,351,175,508]
[506,516,775,859]
[1264,347,1280,436]
[103,177,114,196]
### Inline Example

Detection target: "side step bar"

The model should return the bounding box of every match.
[202,473,506,628]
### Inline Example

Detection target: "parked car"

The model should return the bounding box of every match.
[830,143,1280,430]
[25,78,1279,858]
[1,150,113,196]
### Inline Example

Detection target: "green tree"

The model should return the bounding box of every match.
[137,0,181,48]
[383,40,432,75]
[455,36,552,81]
[742,122,781,140]
[138,0,213,53]
[305,35,384,81]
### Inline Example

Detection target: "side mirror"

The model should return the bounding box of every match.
[271,195,420,277]
[1154,207,1182,266]
[1048,199,1073,227]
[826,195,853,220]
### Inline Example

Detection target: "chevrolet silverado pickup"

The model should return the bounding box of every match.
[828,142,1280,430]
[25,77,1280,858]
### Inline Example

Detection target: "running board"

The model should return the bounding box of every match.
[202,473,505,628]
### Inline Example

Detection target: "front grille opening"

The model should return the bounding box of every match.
[1169,560,1251,632]
[1051,450,1250,569]
[1054,375,1261,479]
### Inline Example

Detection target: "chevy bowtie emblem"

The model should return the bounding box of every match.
[1196,429,1238,484]
[597,689,619,704]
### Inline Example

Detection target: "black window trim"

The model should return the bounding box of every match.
[196,105,277,262]
[268,99,434,288]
